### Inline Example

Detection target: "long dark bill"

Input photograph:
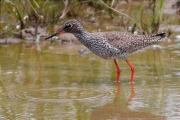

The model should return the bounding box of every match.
[45,29,64,40]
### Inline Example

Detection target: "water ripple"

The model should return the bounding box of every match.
[26,87,114,103]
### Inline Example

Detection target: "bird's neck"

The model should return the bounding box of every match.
[74,31,91,46]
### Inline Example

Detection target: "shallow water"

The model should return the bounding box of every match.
[0,39,180,119]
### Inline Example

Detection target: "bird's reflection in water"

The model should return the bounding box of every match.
[115,83,135,106]
[90,83,165,120]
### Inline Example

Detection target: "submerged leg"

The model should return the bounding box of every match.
[114,59,120,82]
[126,59,135,83]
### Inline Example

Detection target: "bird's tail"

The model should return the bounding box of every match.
[151,33,166,42]
[119,32,166,55]
[136,32,166,51]
[156,33,166,38]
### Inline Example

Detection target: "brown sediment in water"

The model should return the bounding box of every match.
[0,38,23,44]
[90,103,166,120]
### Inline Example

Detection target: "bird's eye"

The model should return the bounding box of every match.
[66,23,73,28]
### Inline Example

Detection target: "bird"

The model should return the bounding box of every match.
[45,19,166,83]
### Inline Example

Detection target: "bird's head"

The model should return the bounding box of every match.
[45,19,82,40]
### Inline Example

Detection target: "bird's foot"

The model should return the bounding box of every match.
[129,81,135,84]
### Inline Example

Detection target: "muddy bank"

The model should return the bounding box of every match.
[0,26,80,45]
[0,0,179,44]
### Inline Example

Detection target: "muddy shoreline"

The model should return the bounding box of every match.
[0,0,179,44]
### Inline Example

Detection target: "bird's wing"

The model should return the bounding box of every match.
[105,32,165,54]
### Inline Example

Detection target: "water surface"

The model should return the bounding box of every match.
[0,39,180,119]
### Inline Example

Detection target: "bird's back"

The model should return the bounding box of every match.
[87,32,166,59]
[103,32,166,55]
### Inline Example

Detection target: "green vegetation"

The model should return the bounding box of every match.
[136,0,165,34]
[0,0,167,39]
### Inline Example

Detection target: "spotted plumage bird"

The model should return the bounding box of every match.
[45,19,166,83]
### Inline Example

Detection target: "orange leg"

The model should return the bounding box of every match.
[114,59,120,82]
[126,60,135,83]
